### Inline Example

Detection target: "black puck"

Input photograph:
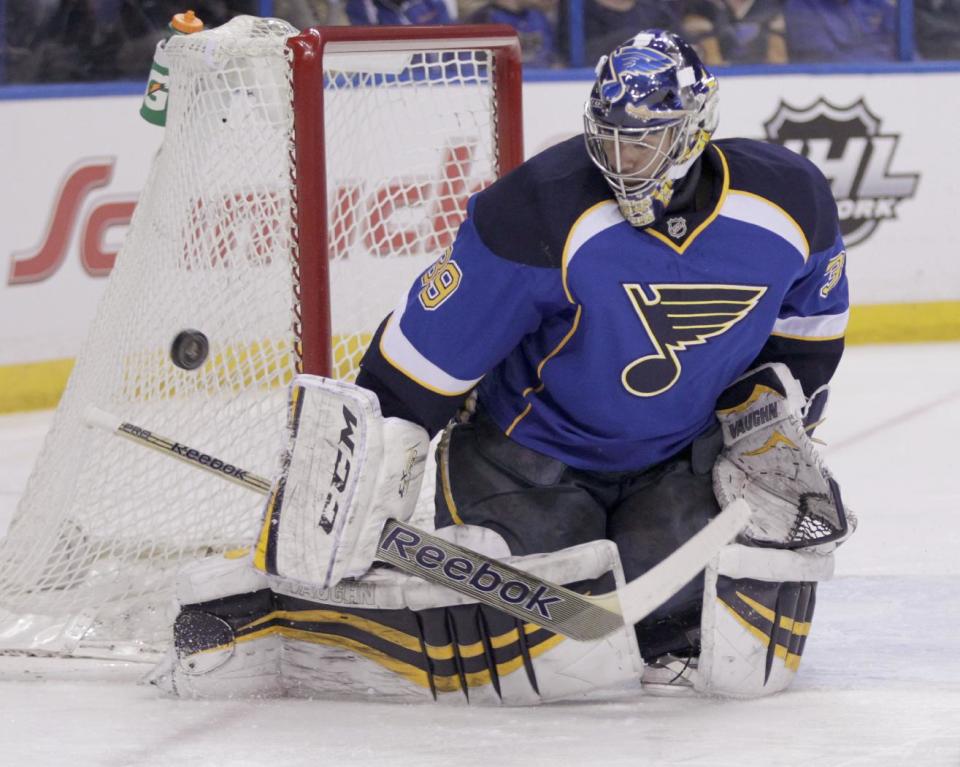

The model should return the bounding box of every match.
[170,329,209,370]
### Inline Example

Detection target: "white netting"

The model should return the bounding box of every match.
[0,18,509,657]
[324,48,500,378]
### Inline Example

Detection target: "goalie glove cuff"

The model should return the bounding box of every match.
[714,362,807,438]
[713,363,853,550]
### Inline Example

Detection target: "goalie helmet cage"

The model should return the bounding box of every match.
[0,17,523,657]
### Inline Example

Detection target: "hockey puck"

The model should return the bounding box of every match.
[170,329,209,370]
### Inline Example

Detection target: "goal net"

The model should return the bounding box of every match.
[0,17,522,657]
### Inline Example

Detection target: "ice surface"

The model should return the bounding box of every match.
[1,343,958,766]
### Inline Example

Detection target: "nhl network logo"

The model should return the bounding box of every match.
[763,98,919,247]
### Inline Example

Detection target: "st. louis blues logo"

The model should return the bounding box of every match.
[622,283,767,397]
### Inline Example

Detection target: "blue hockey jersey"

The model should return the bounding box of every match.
[359,136,848,472]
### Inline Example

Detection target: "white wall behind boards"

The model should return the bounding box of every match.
[1,97,161,365]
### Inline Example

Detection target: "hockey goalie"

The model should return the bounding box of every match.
[151,28,855,704]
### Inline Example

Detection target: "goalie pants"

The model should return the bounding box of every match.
[435,408,725,660]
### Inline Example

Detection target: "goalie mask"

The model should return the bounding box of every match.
[584,30,719,228]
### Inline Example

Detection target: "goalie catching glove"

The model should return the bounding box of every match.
[713,363,854,550]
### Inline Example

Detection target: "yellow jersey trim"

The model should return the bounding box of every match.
[536,305,582,380]
[504,402,533,437]
[504,304,582,437]
[770,330,846,342]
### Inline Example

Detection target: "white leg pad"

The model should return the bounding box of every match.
[146,552,282,699]
[160,539,644,705]
[693,543,834,697]
[277,538,643,705]
[176,549,271,604]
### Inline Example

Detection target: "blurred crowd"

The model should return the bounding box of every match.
[3,0,960,84]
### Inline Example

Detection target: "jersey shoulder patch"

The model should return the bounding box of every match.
[716,138,840,254]
[472,135,613,269]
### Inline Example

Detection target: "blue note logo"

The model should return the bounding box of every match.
[622,283,767,397]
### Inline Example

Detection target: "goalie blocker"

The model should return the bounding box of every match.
[253,375,431,588]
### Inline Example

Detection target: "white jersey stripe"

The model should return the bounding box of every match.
[721,190,810,262]
[772,310,849,340]
[379,299,482,395]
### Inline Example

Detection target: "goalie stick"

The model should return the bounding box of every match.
[83,406,750,642]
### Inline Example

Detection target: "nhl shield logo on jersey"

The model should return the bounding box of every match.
[763,98,919,247]
[666,216,687,239]
[621,283,767,397]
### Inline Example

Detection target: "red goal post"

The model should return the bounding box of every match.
[291,25,524,378]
